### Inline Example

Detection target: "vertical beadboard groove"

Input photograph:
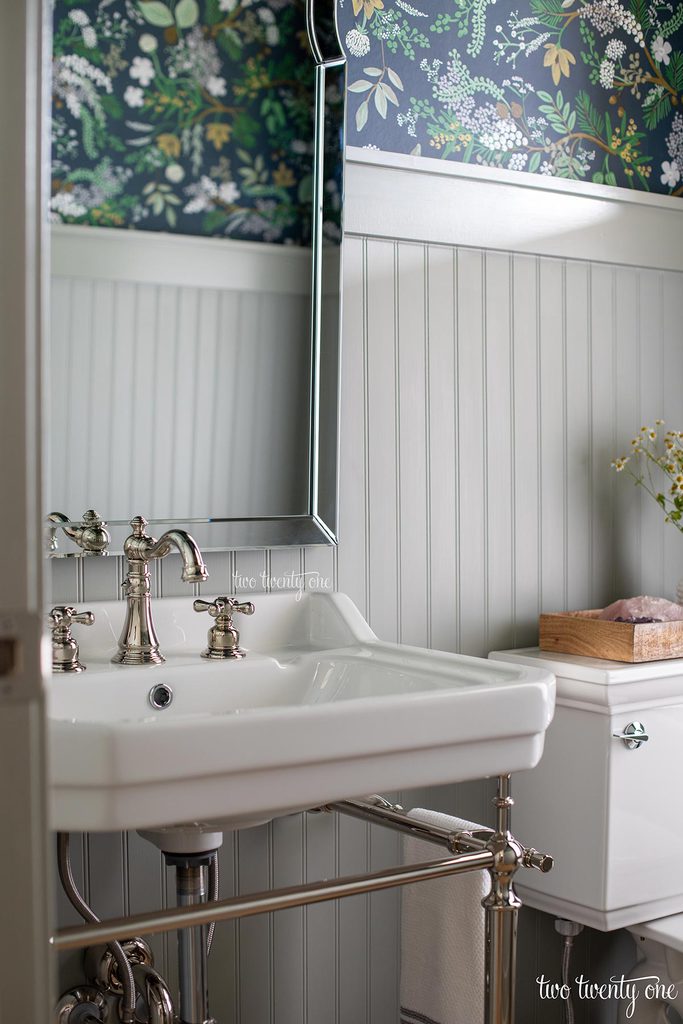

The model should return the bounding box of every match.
[53,237,683,1024]
[453,249,462,652]
[509,256,517,648]
[393,242,402,642]
[481,255,490,647]
[565,264,569,610]
[535,256,543,620]
[362,237,371,619]
[586,267,594,608]
[423,244,432,649]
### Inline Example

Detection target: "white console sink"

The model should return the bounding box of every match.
[47,593,555,831]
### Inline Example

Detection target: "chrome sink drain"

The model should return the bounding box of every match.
[149,683,174,710]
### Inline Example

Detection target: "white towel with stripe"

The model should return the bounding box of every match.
[400,809,489,1024]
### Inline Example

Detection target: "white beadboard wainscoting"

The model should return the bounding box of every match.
[50,151,683,1024]
[50,228,311,520]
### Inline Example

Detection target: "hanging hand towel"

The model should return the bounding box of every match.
[400,808,490,1024]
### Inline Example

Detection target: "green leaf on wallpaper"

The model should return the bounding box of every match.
[356,100,369,131]
[642,91,670,131]
[138,2,175,28]
[205,0,222,25]
[592,171,604,184]
[661,5,683,39]
[101,94,124,119]
[202,208,228,232]
[364,68,383,78]
[387,68,404,91]
[528,152,541,173]
[530,0,565,28]
[575,91,603,138]
[665,52,683,93]
[375,86,388,119]
[217,27,243,60]
[175,0,199,29]
[349,80,373,93]
[381,83,400,107]
[231,114,258,148]
[298,174,313,204]
[605,171,617,187]
[629,0,650,34]
[80,108,98,159]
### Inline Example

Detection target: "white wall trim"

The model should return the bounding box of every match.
[51,223,311,294]
[52,147,683,283]
[345,146,683,271]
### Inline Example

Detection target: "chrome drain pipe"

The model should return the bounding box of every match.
[165,852,216,1024]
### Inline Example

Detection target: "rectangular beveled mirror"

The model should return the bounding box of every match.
[47,0,345,552]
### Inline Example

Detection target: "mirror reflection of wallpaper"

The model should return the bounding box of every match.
[338,0,683,198]
[50,0,318,242]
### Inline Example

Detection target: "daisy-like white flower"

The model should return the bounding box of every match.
[206,75,227,97]
[218,181,240,204]
[139,34,158,53]
[124,85,145,108]
[345,28,371,57]
[130,56,155,87]
[611,456,630,472]
[165,163,185,183]
[660,160,680,187]
[652,35,672,65]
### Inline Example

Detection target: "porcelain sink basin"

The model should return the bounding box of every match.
[47,593,555,832]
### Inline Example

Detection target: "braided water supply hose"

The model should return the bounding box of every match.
[555,918,584,1024]
[57,833,137,1024]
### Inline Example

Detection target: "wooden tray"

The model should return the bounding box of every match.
[539,609,683,663]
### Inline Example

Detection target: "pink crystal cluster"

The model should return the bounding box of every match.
[598,596,683,623]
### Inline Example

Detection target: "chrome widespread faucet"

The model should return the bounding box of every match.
[113,515,208,666]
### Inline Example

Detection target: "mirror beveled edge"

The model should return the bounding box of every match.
[47,0,346,555]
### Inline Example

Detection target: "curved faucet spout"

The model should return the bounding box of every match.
[146,530,208,583]
[113,516,209,665]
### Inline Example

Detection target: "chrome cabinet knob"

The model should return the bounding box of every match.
[48,605,94,673]
[612,721,649,749]
[193,597,255,660]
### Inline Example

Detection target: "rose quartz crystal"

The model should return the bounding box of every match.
[598,596,683,622]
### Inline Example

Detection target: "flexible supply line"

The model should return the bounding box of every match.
[57,833,137,1024]
[555,918,583,1024]
[206,850,219,957]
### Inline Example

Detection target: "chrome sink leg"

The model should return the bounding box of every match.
[484,775,522,1024]
[165,852,218,1024]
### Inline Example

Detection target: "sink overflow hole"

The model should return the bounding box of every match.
[149,684,173,710]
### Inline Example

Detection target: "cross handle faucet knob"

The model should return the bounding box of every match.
[193,597,255,660]
[48,605,95,673]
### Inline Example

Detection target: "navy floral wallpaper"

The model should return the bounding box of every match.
[338,0,683,197]
[51,0,683,244]
[50,0,322,242]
